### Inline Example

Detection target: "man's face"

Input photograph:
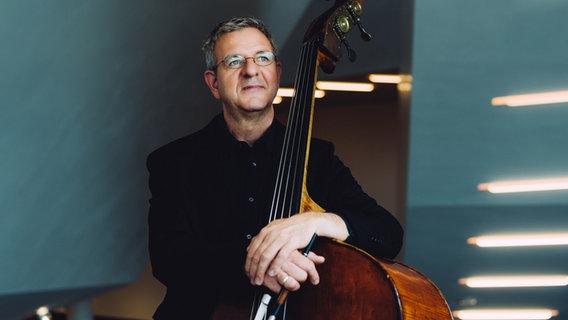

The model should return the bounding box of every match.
[204,27,282,116]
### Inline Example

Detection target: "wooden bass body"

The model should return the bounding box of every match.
[287,238,454,319]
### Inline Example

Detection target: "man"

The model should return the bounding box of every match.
[147,17,403,319]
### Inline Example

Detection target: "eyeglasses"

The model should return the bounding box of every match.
[217,51,277,69]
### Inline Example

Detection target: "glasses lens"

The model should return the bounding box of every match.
[254,52,275,66]
[223,55,245,69]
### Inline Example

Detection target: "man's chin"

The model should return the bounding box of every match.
[240,101,273,113]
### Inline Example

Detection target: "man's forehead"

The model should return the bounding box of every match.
[215,28,271,54]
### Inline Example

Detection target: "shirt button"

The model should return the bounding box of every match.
[251,161,257,167]
[248,196,255,203]
[246,234,252,240]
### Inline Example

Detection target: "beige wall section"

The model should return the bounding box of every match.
[91,263,165,320]
[310,99,405,218]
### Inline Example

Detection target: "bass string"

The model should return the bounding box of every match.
[268,40,319,223]
[276,40,318,320]
[252,40,319,320]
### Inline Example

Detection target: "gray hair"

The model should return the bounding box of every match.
[202,17,278,70]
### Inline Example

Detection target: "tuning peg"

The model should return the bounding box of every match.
[333,22,357,62]
[343,39,357,62]
[357,22,372,42]
[346,1,372,41]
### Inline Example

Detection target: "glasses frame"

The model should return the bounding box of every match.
[216,51,277,70]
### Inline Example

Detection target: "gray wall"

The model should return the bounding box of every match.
[0,1,219,319]
[405,0,568,317]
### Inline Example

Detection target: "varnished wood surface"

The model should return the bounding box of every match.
[287,239,454,319]
[212,238,454,319]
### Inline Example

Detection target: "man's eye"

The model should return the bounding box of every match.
[256,55,269,62]
[226,56,244,67]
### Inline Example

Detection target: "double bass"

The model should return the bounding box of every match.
[214,0,454,319]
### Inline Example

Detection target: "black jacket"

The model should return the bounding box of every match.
[147,114,403,319]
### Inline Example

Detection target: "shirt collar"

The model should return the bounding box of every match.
[212,113,284,154]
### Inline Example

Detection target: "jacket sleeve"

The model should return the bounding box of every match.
[307,139,404,259]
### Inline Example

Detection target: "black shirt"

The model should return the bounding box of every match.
[147,114,403,319]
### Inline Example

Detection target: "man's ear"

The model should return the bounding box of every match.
[203,70,220,100]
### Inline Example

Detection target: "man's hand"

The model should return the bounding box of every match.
[244,211,348,292]
[258,250,324,293]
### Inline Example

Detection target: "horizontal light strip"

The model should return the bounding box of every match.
[277,88,295,97]
[368,74,410,84]
[454,309,558,320]
[477,177,568,193]
[316,81,374,92]
[468,233,568,247]
[36,306,50,316]
[276,88,325,98]
[274,88,325,104]
[491,90,568,107]
[459,275,568,288]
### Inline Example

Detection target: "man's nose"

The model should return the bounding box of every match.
[241,57,259,75]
